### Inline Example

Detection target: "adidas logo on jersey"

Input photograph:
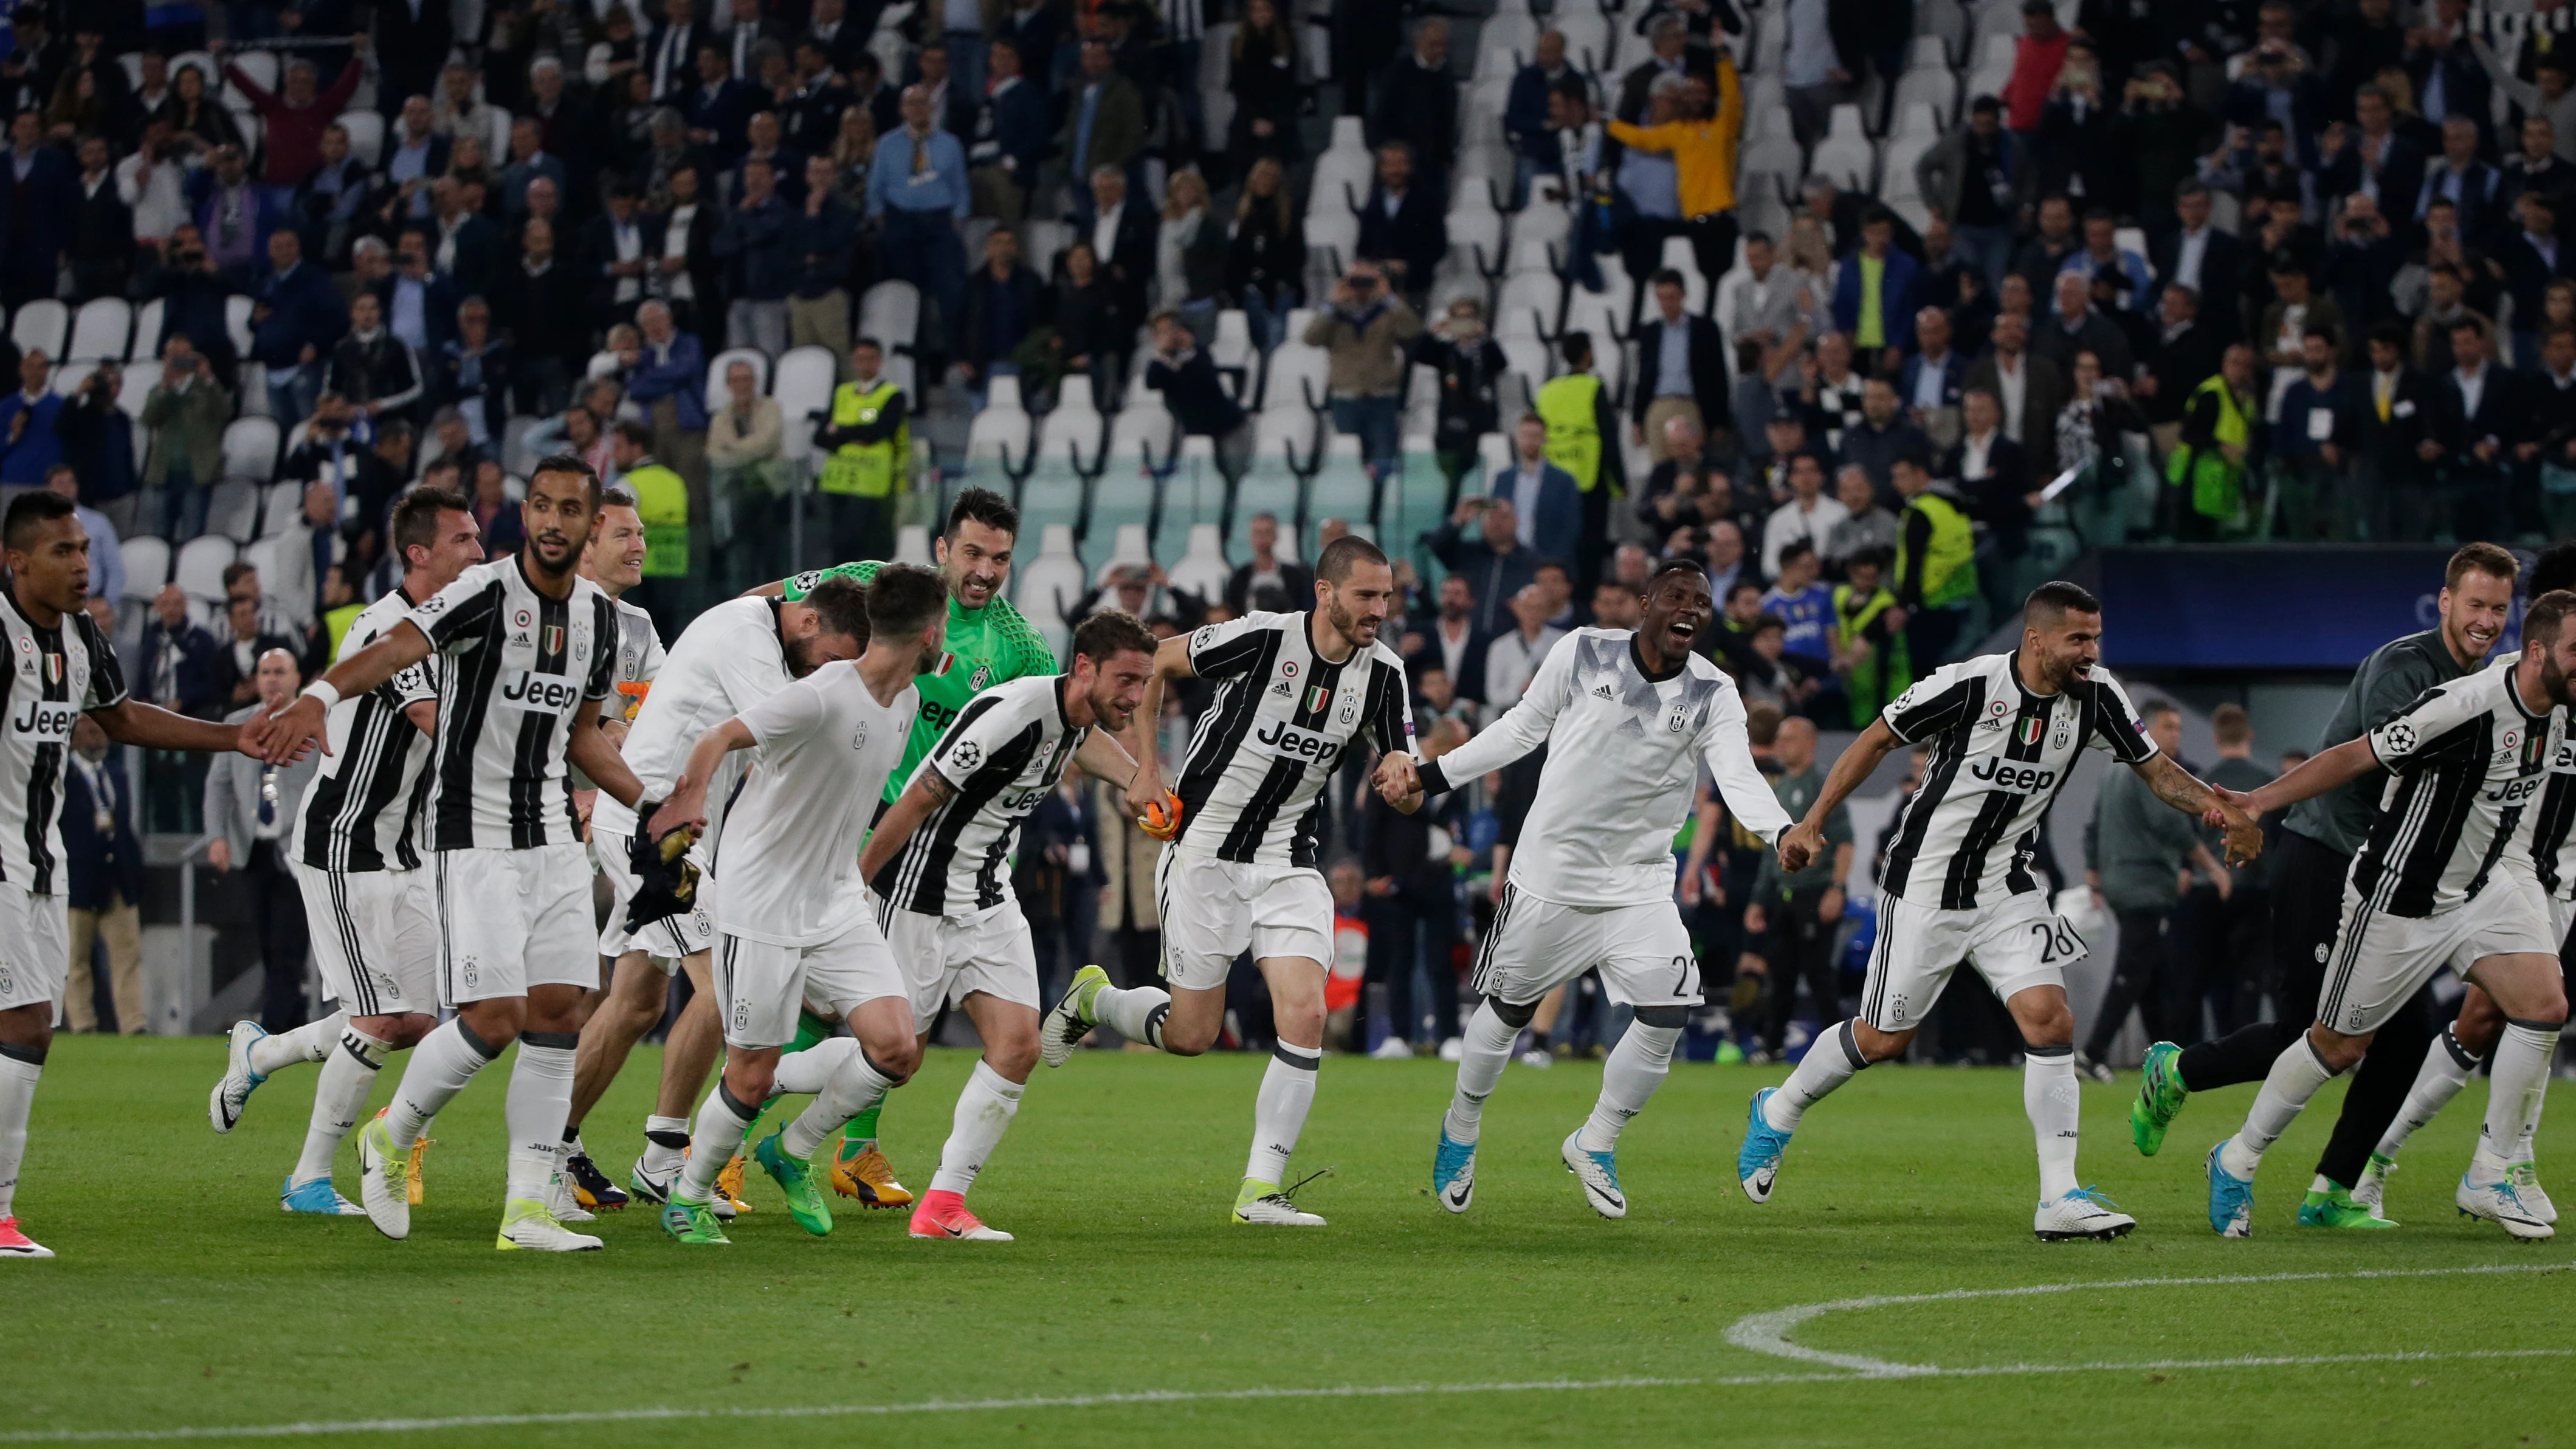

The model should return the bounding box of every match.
[1593,684,1614,698]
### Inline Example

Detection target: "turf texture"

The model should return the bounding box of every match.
[3,1034,2571,1448]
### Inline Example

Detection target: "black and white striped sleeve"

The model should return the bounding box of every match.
[1366,650,1414,761]
[413,573,503,655]
[2368,679,2485,769]
[1186,611,1276,681]
[583,596,618,701]
[922,689,1030,791]
[2084,670,2159,765]
[1881,662,1975,744]
[76,612,127,710]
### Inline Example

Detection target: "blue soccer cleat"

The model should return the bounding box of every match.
[208,1020,269,1134]
[1433,1131,1476,1214]
[280,1175,365,1216]
[2206,1139,2254,1237]
[1739,1087,1793,1204]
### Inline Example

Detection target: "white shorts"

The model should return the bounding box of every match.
[434,844,601,1006]
[883,898,1042,1030]
[2319,876,2558,1037]
[0,884,68,1017]
[592,829,713,971]
[1471,883,1700,1008]
[714,914,907,1049]
[1860,890,2085,1033]
[295,862,437,1017]
[2550,893,2575,952]
[1154,848,1334,991]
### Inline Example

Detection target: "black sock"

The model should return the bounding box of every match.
[2176,1019,2303,1093]
[1528,1031,1552,1054]
[2315,985,2440,1188]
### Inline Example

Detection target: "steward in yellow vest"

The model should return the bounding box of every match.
[613,425,690,579]
[1534,332,1625,590]
[818,342,910,500]
[1893,467,1977,610]
[2164,347,2257,531]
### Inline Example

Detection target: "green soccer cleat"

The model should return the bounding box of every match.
[659,1196,732,1245]
[1042,964,1111,1067]
[754,1132,834,1237]
[2131,1041,2189,1157]
[2298,1184,2399,1230]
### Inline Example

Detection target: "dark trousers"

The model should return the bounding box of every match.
[2084,906,2180,1059]
[2183,880,2267,1041]
[250,839,311,1033]
[1760,887,1840,1053]
[1107,924,1163,993]
[819,492,892,572]
[1365,883,1459,1044]
[879,209,965,356]
[1684,211,1738,317]
[1904,602,1968,672]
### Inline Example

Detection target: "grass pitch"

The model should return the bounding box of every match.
[5,1034,2572,1448]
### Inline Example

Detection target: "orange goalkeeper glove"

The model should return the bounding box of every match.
[1137,790,1183,841]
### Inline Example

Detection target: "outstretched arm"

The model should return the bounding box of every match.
[244,619,433,763]
[2133,752,2262,864]
[1780,718,1901,872]
[857,768,956,882]
[2240,735,2379,819]
[89,697,248,756]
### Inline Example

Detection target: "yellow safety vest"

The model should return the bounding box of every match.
[1535,373,1604,493]
[820,379,906,498]
[1831,581,1912,726]
[1896,490,1977,608]
[2163,374,2251,523]
[624,461,689,578]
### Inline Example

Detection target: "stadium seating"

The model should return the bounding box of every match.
[120,536,170,601]
[770,346,837,464]
[173,535,238,602]
[12,300,66,360]
[1166,521,1231,602]
[1011,523,1086,649]
[858,281,921,353]
[67,300,133,365]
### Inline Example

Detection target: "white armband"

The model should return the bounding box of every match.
[299,680,342,713]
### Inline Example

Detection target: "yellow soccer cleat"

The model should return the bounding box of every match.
[830,1141,914,1208]
[712,1153,754,1216]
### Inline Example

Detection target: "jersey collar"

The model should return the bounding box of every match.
[1630,634,1685,683]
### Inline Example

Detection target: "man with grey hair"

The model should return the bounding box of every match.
[867,83,969,357]
[205,648,321,1034]
[1484,583,1566,708]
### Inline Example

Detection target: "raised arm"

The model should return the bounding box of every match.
[2133,752,2262,864]
[244,619,434,763]
[1131,631,1197,786]
[1779,717,1900,872]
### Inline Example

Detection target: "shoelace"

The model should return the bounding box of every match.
[2065,1184,2123,1213]
[1262,1167,1335,1209]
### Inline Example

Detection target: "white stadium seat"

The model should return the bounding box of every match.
[120,536,170,601]
[12,300,66,360]
[67,299,132,364]
[771,345,838,462]
[173,535,238,601]
[221,417,280,483]
[858,281,921,351]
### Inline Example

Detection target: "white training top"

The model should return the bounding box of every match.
[592,596,796,856]
[707,660,917,946]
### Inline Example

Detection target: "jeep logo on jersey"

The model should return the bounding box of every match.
[1002,785,1049,812]
[2487,776,2542,805]
[1255,717,1341,767]
[1969,755,2057,793]
[498,670,582,714]
[10,698,77,741]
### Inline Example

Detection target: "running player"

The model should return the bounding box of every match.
[1742,581,2262,1240]
[0,492,258,1259]
[2127,544,2517,1228]
[645,566,946,1245]
[854,610,1159,1241]
[1383,560,1789,1217]
[2198,590,2576,1241]
[1042,534,1419,1226]
[247,456,650,1252]
[204,489,483,1215]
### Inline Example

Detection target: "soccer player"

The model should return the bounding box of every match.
[1042,534,1419,1226]
[644,566,947,1246]
[2197,590,2576,1241]
[1742,581,2261,1241]
[247,457,650,1252]
[204,489,483,1215]
[855,610,1160,1241]
[0,492,259,1259]
[567,573,869,1216]
[2127,544,2518,1227]
[1384,560,1789,1217]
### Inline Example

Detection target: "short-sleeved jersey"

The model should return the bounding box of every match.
[2521,712,2576,904]
[872,673,1087,917]
[1419,630,1791,907]
[293,587,440,873]
[413,556,617,852]
[707,662,917,946]
[2353,655,2560,918]
[1173,610,1411,868]
[591,596,792,856]
[785,560,1058,803]
[605,596,664,718]
[0,590,126,895]
[1877,651,2158,911]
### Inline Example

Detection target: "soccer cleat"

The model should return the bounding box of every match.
[354,1110,412,1240]
[2351,1151,2397,1213]
[2298,1185,2398,1230]
[563,1149,628,1212]
[2130,1041,2189,1157]
[1042,964,1109,1067]
[1560,1131,1627,1219]
[280,1175,365,1216]
[712,1152,752,1219]
[1369,1037,1413,1060]
[1432,1132,1476,1214]
[542,1168,596,1225]
[1232,1178,1326,1226]
[495,1197,604,1251]
[1738,1088,1792,1204]
[659,1197,732,1244]
[0,1216,53,1258]
[754,1132,834,1237]
[909,1189,1013,1241]
[2508,1162,2557,1225]
[404,1131,432,1206]
[2457,1172,2555,1240]
[629,1154,677,1206]
[2034,1185,2137,1241]
[2072,1050,2116,1085]
[830,1140,913,1208]
[2206,1140,2254,1238]
[207,1019,269,1134]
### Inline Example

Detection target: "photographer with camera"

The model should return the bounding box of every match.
[54,364,142,542]
[141,336,233,542]
[1301,260,1420,483]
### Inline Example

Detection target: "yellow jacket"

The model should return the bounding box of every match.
[1603,57,1745,218]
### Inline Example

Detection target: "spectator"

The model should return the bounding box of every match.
[0,348,62,487]
[1414,298,1508,499]
[811,336,904,564]
[468,455,526,557]
[1611,75,1688,294]
[1823,461,1899,571]
[1602,68,1748,293]
[1370,18,1458,185]
[2414,114,2505,246]
[226,44,366,213]
[498,115,569,222]
[716,154,795,356]
[496,218,587,415]
[2061,208,2154,313]
[1965,311,2066,473]
[911,42,976,146]
[1723,231,1805,352]
[958,228,1042,394]
[62,714,144,1035]
[1766,456,1857,579]
[1425,495,1539,638]
[267,480,340,635]
[249,229,346,429]
[429,178,503,309]
[2148,181,2247,347]
[1506,31,1575,204]
[2265,327,2354,540]
[1351,143,1445,311]
[2498,191,2572,370]
[2035,267,2136,381]
[679,44,756,161]
[1305,260,1421,480]
[1483,583,1564,710]
[438,298,514,449]
[1631,267,1731,463]
[1223,512,1315,618]
[66,133,134,304]
[2430,318,2518,540]
[1833,207,1921,360]
[1489,413,1585,550]
[119,119,191,251]
[1144,312,1252,476]
[2253,251,2341,381]
[1,109,75,306]
[2164,342,2260,538]
[655,162,725,344]
[1535,331,1624,583]
[1048,240,1125,396]
[1837,376,1935,500]
[624,300,710,486]
[1225,156,1305,353]
[1157,170,1228,339]
[1828,546,1907,724]
[968,37,1049,230]
[1411,573,1493,707]
[1889,447,1975,667]
[185,142,277,289]
[1760,540,1836,680]
[1916,95,2028,291]
[2003,0,2069,135]
[326,291,427,425]
[706,356,785,558]
[54,364,140,540]
[867,85,968,362]
[156,63,246,160]
[202,568,305,717]
[376,226,463,361]
[205,647,319,1032]
[2346,318,2432,540]
[1056,40,1143,222]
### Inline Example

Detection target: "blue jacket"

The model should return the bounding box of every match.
[63,752,143,911]
[626,332,708,431]
[790,196,857,298]
[1503,63,1564,165]
[0,388,64,486]
[1486,460,1583,562]
[715,193,797,301]
[973,76,1050,184]
[250,260,349,371]
[1896,349,1967,411]
[1831,249,1921,352]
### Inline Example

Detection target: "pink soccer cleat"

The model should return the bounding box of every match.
[0,1216,54,1259]
[907,1189,1013,1242]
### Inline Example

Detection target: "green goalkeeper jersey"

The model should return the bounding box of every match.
[784,560,1059,801]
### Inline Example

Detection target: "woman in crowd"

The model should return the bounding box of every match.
[1157,169,1228,342]
[1227,0,1303,177]
[1226,155,1304,353]
[156,64,244,159]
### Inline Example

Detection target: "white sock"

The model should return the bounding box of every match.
[503,1034,577,1202]
[1442,1001,1522,1144]
[2516,1062,2550,1163]
[1245,1040,1320,1185]
[773,1036,856,1096]
[780,1044,898,1159]
[2477,1020,2563,1180]
[2023,1046,2081,1200]
[1092,983,1172,1050]
[1764,1020,1867,1132]
[1579,1022,1679,1153]
[928,1059,1025,1196]
[291,1027,390,1186]
[2222,1036,2340,1180]
[248,1010,347,1076]
[2374,1025,2478,1161]
[382,1018,502,1146]
[0,1053,39,1219]
[640,1114,692,1175]
[678,1081,760,1204]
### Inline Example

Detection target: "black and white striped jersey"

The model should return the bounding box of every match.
[2353,655,2561,918]
[2519,712,2576,903]
[1877,651,2159,911]
[412,556,617,852]
[1173,610,1413,868]
[0,590,126,895]
[292,588,439,873]
[872,673,1086,916]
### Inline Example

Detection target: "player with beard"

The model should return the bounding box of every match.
[249,458,651,1251]
[2197,590,2576,1241]
[1742,582,2261,1240]
[1383,560,1790,1218]
[1042,535,1417,1226]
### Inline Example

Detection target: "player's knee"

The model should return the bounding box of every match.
[459,998,526,1046]
[1631,1005,1690,1030]
[867,1036,921,1084]
[726,1058,779,1103]
[2017,1003,2075,1046]
[1160,1020,1217,1056]
[1487,996,1539,1028]
[985,1029,1041,1081]
[2307,1025,2368,1073]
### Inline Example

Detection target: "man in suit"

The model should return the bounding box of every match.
[2498,191,2575,368]
[1964,312,2067,475]
[374,0,456,118]
[2149,180,2247,346]
[1941,387,2030,557]
[1410,571,1496,708]
[1057,38,1143,225]
[1489,413,1585,551]
[580,182,660,333]
[1354,142,1448,310]
[1081,167,1157,332]
[2405,0,2492,148]
[2429,317,2521,542]
[427,178,501,301]
[967,35,1049,230]
[1370,18,1459,187]
[0,109,78,308]
[2318,83,2425,235]
[204,647,321,1032]
[2415,114,2508,249]
[646,0,717,100]
[2034,268,2134,380]
[680,43,759,163]
[1631,267,1731,463]
[1899,306,1970,447]
[2350,318,2433,539]
[1222,511,1316,617]
[2137,282,2225,452]
[63,714,146,1034]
